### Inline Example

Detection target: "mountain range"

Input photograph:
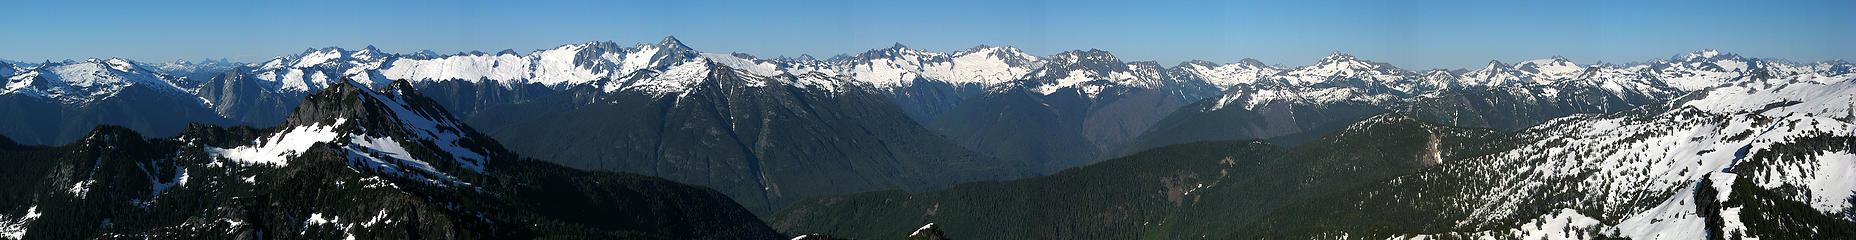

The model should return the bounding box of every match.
[4,36,1854,239]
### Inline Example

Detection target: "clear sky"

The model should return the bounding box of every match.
[2,0,1851,69]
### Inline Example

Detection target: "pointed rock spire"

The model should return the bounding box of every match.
[659,35,691,50]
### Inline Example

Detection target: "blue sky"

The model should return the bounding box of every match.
[2,0,1851,69]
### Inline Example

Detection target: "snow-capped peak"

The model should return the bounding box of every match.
[1274,51,1414,90]
[1459,60,1523,87]
[369,36,703,88]
[292,47,354,68]
[2,58,189,104]
[1317,51,1359,65]
[208,79,495,186]
[611,57,717,95]
[1513,56,1585,82]
[699,52,788,76]
[1482,60,1510,70]
[1652,49,1758,91]
[1012,49,1179,96]
[953,45,1040,64]
[850,42,943,60]
[1050,49,1122,66]
[410,50,442,59]
[1416,69,1459,90]
[1303,51,1395,75]
[352,45,386,62]
[101,58,138,72]
[1677,49,1735,62]
[1176,58,1281,88]
[831,43,954,88]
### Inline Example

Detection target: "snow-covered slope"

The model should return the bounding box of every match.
[1174,59,1281,88]
[1638,49,1851,92]
[831,44,953,88]
[1,58,190,104]
[1360,77,1856,238]
[1202,83,1398,112]
[942,45,1043,85]
[1273,52,1420,93]
[830,44,1042,88]
[1458,60,1527,87]
[206,80,497,186]
[591,56,860,98]
[1650,50,1755,91]
[1513,56,1586,82]
[1005,49,1187,97]
[244,46,386,93]
[374,50,532,85]
[232,36,706,95]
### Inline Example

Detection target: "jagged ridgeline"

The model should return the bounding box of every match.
[0,79,781,239]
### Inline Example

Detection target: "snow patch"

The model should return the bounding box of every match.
[206,118,350,166]
[346,135,460,186]
[67,180,93,198]
[0,206,41,239]
[619,58,712,95]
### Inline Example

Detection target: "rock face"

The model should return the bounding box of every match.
[0,79,783,239]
